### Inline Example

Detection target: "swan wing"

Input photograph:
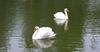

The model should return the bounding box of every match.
[39,27,55,38]
[54,12,66,19]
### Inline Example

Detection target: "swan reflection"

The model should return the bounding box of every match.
[54,18,66,25]
[54,19,68,31]
[32,39,55,48]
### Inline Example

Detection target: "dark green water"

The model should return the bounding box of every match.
[0,0,100,52]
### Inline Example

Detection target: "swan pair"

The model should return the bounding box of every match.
[32,8,69,39]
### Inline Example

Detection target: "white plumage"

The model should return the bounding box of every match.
[53,8,69,20]
[32,26,56,39]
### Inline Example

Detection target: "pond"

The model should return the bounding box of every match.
[0,0,100,52]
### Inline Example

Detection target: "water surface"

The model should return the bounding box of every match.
[0,0,100,52]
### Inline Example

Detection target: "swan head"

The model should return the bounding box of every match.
[33,26,39,32]
[64,8,69,12]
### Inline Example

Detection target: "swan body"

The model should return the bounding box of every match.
[53,8,69,20]
[32,26,56,39]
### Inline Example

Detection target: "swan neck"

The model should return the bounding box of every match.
[32,29,39,39]
[64,9,68,16]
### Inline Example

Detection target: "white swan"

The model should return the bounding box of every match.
[32,26,56,39]
[53,8,69,20]
[54,8,69,31]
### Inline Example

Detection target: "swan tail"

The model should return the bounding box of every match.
[49,34,56,38]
